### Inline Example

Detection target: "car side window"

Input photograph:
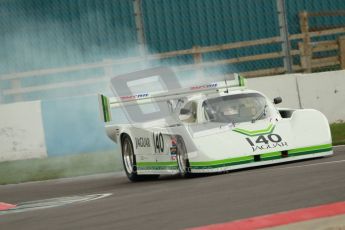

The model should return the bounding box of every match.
[179,101,197,123]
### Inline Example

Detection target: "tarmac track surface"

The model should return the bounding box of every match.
[1,146,345,230]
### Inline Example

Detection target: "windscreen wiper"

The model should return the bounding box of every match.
[252,104,267,123]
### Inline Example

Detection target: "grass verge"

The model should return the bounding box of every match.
[0,151,122,185]
[331,122,345,146]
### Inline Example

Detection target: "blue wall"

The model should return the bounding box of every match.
[1,0,344,78]
[0,0,137,74]
[286,0,345,34]
[41,95,115,156]
[142,0,280,52]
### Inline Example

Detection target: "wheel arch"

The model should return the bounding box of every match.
[120,132,138,156]
[120,132,131,150]
[120,132,130,142]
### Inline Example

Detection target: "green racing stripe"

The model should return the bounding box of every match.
[137,162,178,170]
[288,144,332,154]
[189,144,332,169]
[135,144,332,171]
[189,156,253,167]
[232,124,275,136]
[261,151,281,160]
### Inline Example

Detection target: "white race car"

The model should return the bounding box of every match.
[98,67,333,181]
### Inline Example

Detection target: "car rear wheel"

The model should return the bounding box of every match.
[176,137,191,177]
[121,135,159,182]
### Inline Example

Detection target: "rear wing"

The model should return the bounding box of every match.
[98,94,112,122]
[98,73,246,122]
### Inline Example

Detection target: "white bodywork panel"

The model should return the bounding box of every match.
[104,89,333,175]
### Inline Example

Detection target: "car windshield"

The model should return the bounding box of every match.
[202,93,268,124]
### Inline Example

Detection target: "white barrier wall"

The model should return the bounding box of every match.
[0,101,47,162]
[247,74,301,109]
[247,70,345,123]
[298,71,345,123]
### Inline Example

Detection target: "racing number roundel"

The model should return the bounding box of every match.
[153,133,164,153]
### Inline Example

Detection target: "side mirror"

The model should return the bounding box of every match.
[273,97,282,104]
[180,108,191,115]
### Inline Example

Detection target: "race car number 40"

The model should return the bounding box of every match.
[153,132,164,153]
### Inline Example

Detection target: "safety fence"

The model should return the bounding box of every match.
[0,8,345,103]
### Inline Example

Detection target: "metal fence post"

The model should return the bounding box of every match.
[299,11,312,73]
[133,0,146,57]
[11,78,22,102]
[338,36,345,69]
[276,0,293,73]
[193,46,204,79]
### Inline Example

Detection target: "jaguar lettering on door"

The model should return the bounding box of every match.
[135,137,151,149]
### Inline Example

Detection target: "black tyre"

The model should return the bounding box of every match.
[121,135,159,182]
[176,137,191,177]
